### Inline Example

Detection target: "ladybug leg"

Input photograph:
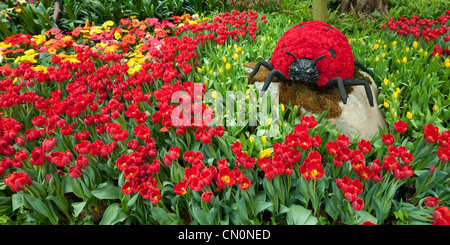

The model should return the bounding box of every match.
[343,78,374,107]
[325,77,348,105]
[260,69,288,96]
[249,60,274,82]
[354,61,372,77]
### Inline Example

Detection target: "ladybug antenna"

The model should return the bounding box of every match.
[285,51,297,61]
[312,55,326,66]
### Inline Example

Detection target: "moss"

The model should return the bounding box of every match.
[245,62,372,119]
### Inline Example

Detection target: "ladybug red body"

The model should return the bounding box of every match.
[271,21,354,86]
[249,20,374,107]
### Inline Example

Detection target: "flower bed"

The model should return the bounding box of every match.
[0,8,449,225]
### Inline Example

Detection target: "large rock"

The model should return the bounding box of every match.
[245,62,388,141]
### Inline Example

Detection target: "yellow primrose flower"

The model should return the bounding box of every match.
[406,111,413,119]
[102,20,114,30]
[24,49,36,56]
[114,31,122,40]
[32,35,46,46]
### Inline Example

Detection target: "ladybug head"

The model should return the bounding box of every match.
[286,51,326,84]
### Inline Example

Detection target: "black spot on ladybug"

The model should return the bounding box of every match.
[296,24,305,29]
[328,48,336,58]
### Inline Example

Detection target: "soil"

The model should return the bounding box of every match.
[244,62,372,119]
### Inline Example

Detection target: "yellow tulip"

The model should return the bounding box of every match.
[249,136,254,144]
[406,111,413,119]
[393,91,398,99]
[226,63,231,70]
[260,149,271,159]
[413,41,418,48]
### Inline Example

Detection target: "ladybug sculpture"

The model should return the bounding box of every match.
[249,20,374,107]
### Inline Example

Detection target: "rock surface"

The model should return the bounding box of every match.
[245,63,388,140]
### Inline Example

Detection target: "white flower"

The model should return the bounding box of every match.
[18,0,27,4]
